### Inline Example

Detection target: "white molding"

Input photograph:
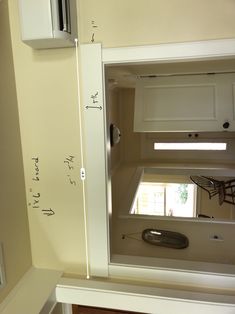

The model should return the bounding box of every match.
[102,38,235,64]
[80,43,109,277]
[2,270,235,314]
[56,277,235,314]
[109,255,235,290]
[0,267,62,314]
[81,38,235,292]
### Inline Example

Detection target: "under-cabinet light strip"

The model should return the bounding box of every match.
[138,70,235,79]
[154,142,227,151]
[75,38,90,279]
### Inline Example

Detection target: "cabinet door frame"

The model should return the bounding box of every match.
[80,38,235,289]
[134,74,235,132]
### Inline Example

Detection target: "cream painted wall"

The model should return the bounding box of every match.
[0,0,31,303]
[79,0,235,47]
[7,1,86,274]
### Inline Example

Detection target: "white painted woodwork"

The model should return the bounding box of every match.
[81,40,235,296]
[56,277,235,314]
[110,255,235,289]
[102,38,235,64]
[134,73,235,132]
[80,44,109,277]
[18,0,78,49]
[1,269,235,314]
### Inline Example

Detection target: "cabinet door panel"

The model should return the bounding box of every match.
[143,84,216,121]
[134,74,235,132]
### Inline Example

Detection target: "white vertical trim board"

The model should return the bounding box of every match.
[80,43,109,277]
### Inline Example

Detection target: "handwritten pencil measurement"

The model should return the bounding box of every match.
[64,155,75,170]
[85,92,102,110]
[42,208,55,216]
[91,91,99,104]
[28,189,56,216]
[28,189,41,209]
[32,157,39,181]
[85,105,102,110]
[91,20,98,43]
[64,155,77,186]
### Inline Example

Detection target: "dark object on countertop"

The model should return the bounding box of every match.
[142,228,189,249]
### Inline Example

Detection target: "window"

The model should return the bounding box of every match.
[132,182,197,218]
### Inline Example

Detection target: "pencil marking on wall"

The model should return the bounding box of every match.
[32,157,39,181]
[29,156,56,216]
[85,105,102,110]
[64,155,77,186]
[42,208,55,216]
[28,189,40,209]
[85,92,102,110]
[28,190,41,209]
[91,91,99,104]
[91,20,98,43]
[64,155,75,170]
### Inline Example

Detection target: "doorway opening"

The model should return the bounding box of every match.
[105,59,235,271]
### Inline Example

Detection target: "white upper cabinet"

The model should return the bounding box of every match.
[134,73,235,132]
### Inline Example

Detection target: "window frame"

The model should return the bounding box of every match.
[80,39,235,288]
[133,181,197,218]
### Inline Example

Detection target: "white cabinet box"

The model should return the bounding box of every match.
[134,73,235,132]
[18,0,78,49]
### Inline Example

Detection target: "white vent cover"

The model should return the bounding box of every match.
[18,0,78,49]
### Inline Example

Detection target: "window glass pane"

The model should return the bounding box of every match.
[132,182,196,217]
[165,183,195,217]
[134,183,165,215]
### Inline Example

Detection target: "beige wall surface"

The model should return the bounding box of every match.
[7,1,86,274]
[0,0,32,303]
[79,0,235,47]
